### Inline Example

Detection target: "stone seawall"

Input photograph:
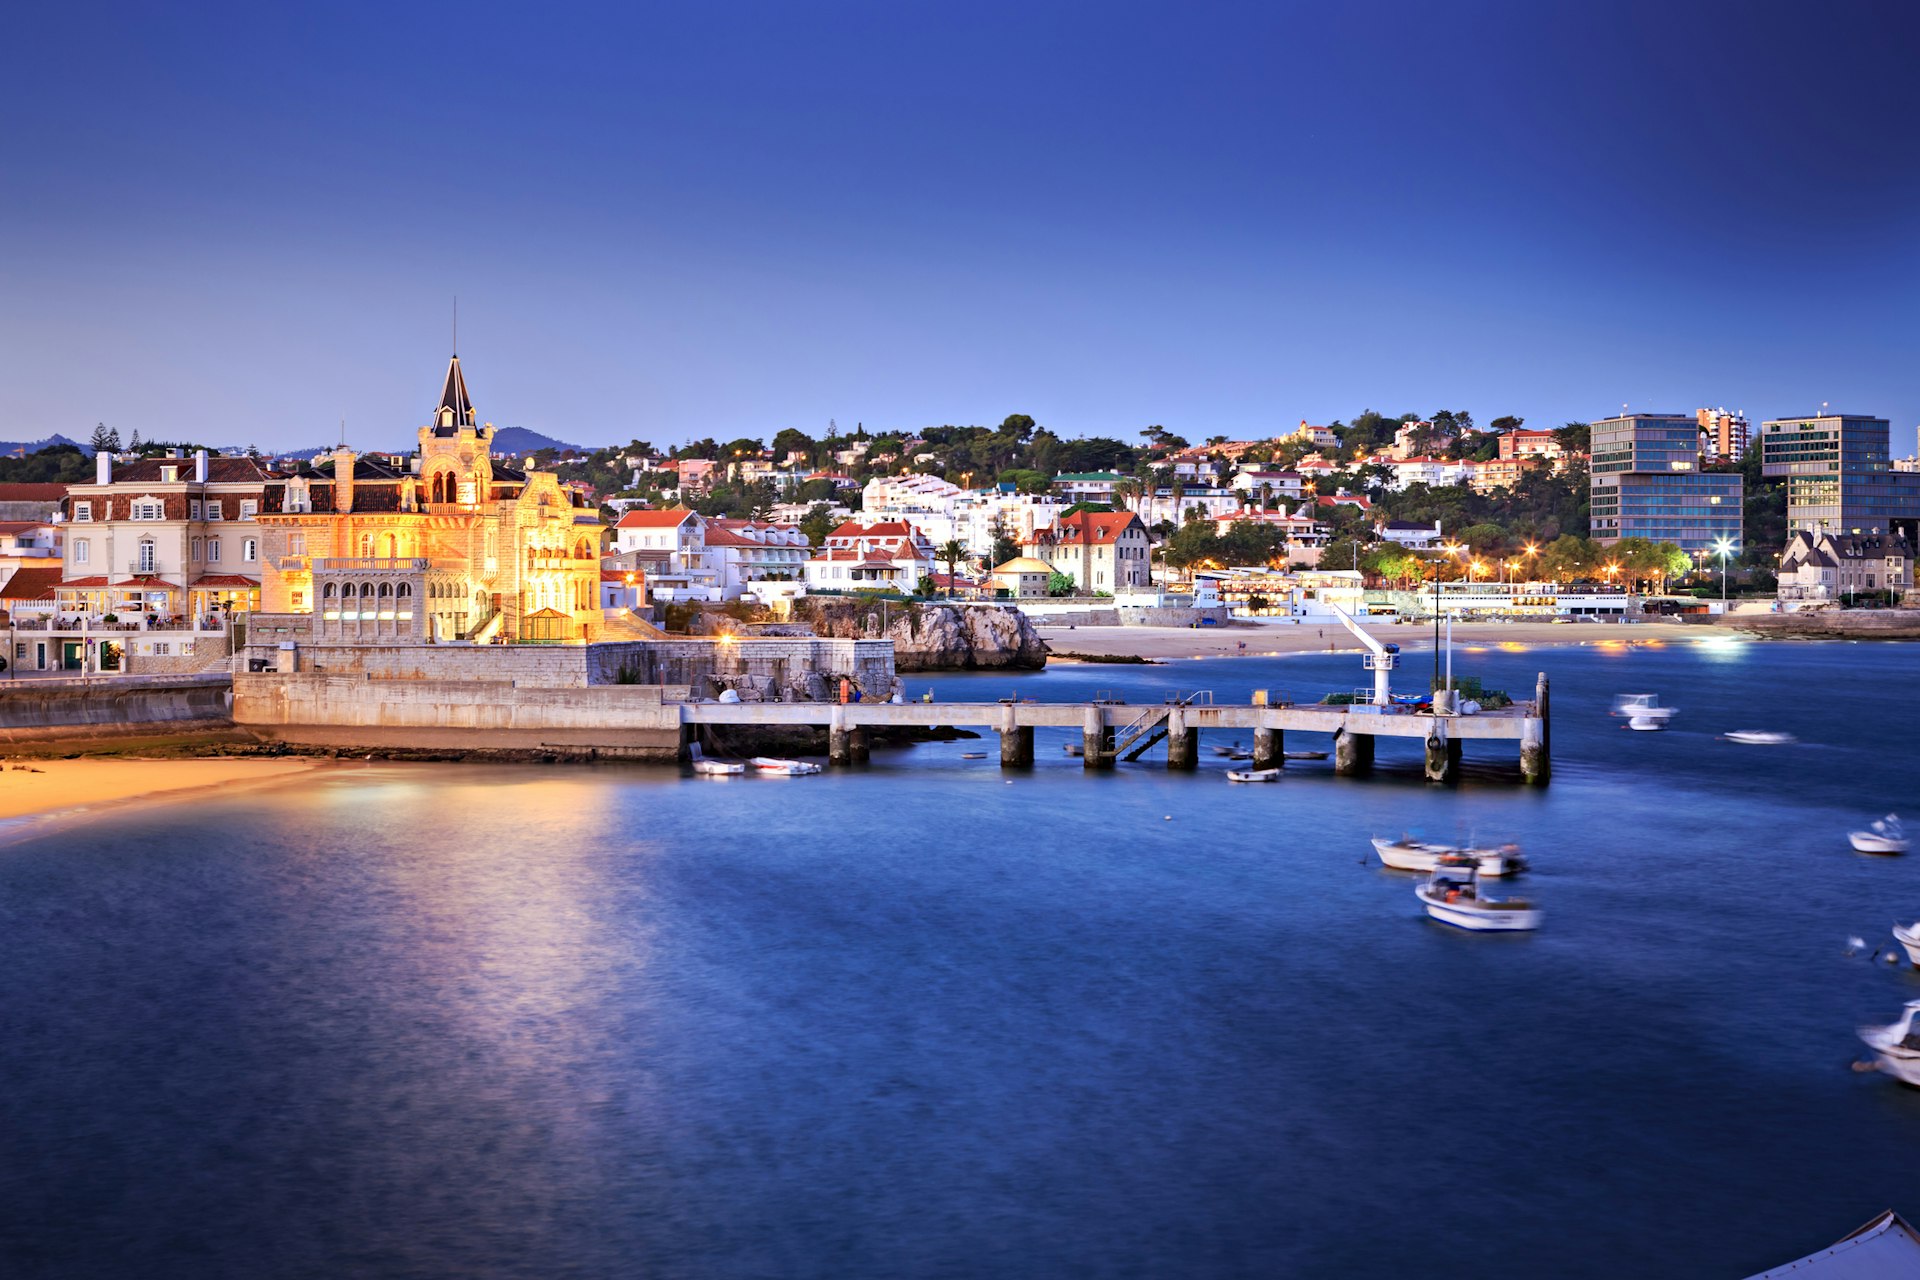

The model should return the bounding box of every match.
[0,674,234,742]
[233,674,691,760]
[255,637,898,700]
[1717,609,1920,640]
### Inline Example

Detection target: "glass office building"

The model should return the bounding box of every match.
[1758,413,1920,541]
[1589,413,1742,554]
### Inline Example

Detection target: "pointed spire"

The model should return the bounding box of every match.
[437,354,475,430]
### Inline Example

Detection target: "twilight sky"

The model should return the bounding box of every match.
[4,0,1918,453]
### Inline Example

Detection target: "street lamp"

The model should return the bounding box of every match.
[1433,542,1462,685]
[1712,536,1735,604]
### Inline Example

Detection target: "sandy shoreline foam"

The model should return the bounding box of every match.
[0,758,325,829]
[1036,619,1745,661]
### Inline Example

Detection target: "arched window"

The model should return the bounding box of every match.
[397,583,412,598]
[358,534,373,557]
[574,537,591,559]
[378,582,393,598]
[382,534,397,557]
[322,583,337,599]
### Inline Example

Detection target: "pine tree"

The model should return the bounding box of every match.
[89,422,121,454]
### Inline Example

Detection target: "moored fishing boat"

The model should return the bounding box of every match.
[1851,815,1909,854]
[1725,729,1796,745]
[1612,693,1676,729]
[1415,856,1541,932]
[1226,767,1280,783]
[751,757,822,776]
[692,758,745,775]
[1893,922,1920,967]
[1858,999,1920,1086]
[1372,835,1526,877]
[1283,750,1329,761]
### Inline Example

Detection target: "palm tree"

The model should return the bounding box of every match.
[936,539,969,599]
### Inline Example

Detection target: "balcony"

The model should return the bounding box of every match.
[313,557,430,572]
[276,555,311,572]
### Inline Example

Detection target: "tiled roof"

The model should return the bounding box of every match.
[58,576,111,588]
[0,567,62,600]
[616,509,697,529]
[828,520,914,539]
[1040,511,1141,546]
[0,484,70,501]
[191,574,258,587]
[115,575,177,588]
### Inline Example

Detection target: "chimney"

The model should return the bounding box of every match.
[332,446,356,514]
[96,450,111,484]
[194,449,209,483]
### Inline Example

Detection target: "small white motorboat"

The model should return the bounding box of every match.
[960,752,987,760]
[1062,743,1084,757]
[751,756,822,776]
[1858,999,1920,1086]
[1893,923,1920,967]
[1850,815,1909,855]
[692,758,745,775]
[1372,835,1527,878]
[1415,856,1541,932]
[1613,693,1676,727]
[1724,729,1797,745]
[1283,750,1329,761]
[1226,768,1280,783]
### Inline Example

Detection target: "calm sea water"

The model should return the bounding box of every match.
[2,637,1918,1278]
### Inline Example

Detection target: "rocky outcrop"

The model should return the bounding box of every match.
[797,601,1047,671]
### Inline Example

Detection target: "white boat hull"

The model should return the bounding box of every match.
[1372,838,1524,878]
[1852,833,1910,854]
[692,760,745,775]
[1725,730,1795,745]
[1227,768,1280,783]
[1416,886,1541,931]
[1626,715,1665,731]
[751,757,822,776]
[1894,925,1920,967]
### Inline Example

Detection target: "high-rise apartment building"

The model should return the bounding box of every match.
[1757,413,1920,542]
[1589,413,1742,554]
[1696,408,1750,464]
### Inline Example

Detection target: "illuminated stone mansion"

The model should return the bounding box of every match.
[254,355,603,643]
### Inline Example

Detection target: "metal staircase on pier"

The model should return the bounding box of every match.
[1116,690,1213,761]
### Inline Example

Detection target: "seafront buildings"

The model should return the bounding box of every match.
[1588,412,1743,555]
[1758,412,1920,541]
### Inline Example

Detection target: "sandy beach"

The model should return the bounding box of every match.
[1038,619,1744,661]
[0,757,324,826]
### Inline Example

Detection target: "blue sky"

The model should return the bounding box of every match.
[4,0,1918,452]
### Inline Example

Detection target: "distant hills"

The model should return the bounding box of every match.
[491,427,584,455]
[0,427,589,463]
[0,433,89,457]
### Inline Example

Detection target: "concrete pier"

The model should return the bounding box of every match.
[1252,725,1282,770]
[1165,706,1197,770]
[1333,726,1375,776]
[235,670,1551,782]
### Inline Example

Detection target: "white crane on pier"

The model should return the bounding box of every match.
[1326,603,1399,707]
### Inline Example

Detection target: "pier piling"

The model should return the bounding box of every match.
[1082,706,1114,770]
[1333,727,1374,776]
[999,725,1034,767]
[1165,707,1197,770]
[1521,672,1551,786]
[1252,726,1282,770]
[1423,727,1461,784]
